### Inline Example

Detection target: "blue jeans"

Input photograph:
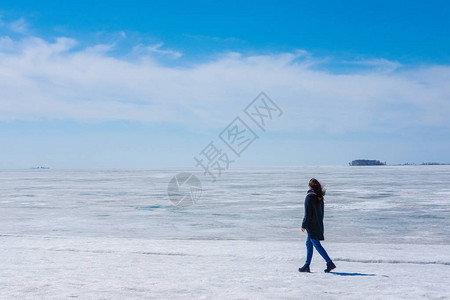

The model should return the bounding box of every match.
[305,234,331,265]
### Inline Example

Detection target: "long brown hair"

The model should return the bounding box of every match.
[309,178,326,202]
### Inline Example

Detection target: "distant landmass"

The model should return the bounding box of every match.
[349,160,450,166]
[349,159,386,166]
[31,166,50,169]
[394,162,450,166]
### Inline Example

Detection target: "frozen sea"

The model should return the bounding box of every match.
[1,166,449,299]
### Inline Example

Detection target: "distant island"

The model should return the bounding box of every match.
[349,159,386,166]
[31,166,50,169]
[393,162,450,166]
[349,160,450,166]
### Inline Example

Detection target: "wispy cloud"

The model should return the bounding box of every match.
[343,58,401,72]
[184,34,240,43]
[0,31,449,136]
[8,18,28,34]
[133,43,182,59]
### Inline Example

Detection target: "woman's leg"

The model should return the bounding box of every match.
[310,238,331,263]
[305,235,313,265]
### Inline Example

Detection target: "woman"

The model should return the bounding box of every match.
[299,178,336,273]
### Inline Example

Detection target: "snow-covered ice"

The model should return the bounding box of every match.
[0,166,449,299]
[1,236,449,299]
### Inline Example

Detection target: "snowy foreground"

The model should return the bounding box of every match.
[1,235,449,299]
[1,167,449,298]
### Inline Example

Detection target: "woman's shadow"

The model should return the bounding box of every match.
[329,272,389,277]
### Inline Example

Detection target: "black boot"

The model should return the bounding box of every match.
[324,261,336,273]
[298,264,310,272]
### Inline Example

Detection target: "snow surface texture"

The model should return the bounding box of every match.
[0,166,449,299]
[1,236,449,299]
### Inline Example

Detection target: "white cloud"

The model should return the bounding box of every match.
[9,18,28,34]
[0,36,14,50]
[183,34,240,43]
[133,43,182,59]
[342,58,401,73]
[0,33,449,136]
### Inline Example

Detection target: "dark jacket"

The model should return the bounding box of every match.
[301,189,325,240]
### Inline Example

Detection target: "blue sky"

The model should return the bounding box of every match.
[0,1,449,168]
[3,0,450,64]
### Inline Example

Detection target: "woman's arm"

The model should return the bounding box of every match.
[301,195,312,230]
